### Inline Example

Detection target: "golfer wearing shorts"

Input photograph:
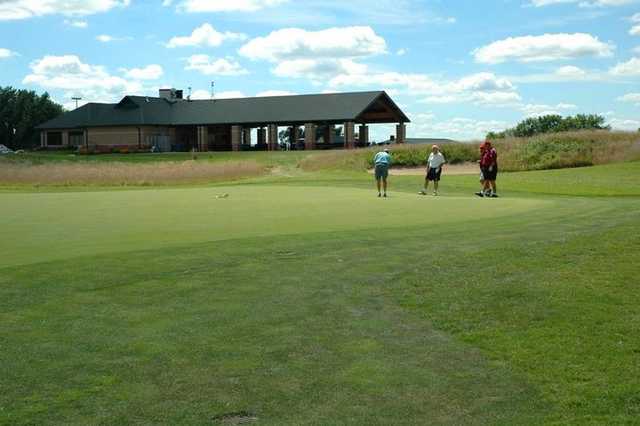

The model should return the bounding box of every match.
[419,145,446,196]
[374,148,391,197]
[476,141,499,198]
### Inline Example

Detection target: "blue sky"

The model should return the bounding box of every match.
[1,0,639,141]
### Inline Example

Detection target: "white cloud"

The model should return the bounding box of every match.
[555,65,587,77]
[187,90,247,100]
[185,54,248,76]
[408,114,511,140]
[273,58,367,81]
[190,89,293,99]
[608,117,640,130]
[473,33,614,64]
[121,64,163,80]
[190,89,211,100]
[22,55,143,103]
[507,67,605,83]
[97,34,113,42]
[469,91,523,105]
[0,0,130,20]
[240,26,387,61]
[617,93,640,104]
[240,26,386,84]
[166,23,246,48]
[175,0,287,12]
[529,0,634,6]
[214,91,247,99]
[64,19,88,28]
[397,48,408,56]
[631,25,640,36]
[609,57,640,76]
[96,34,130,42]
[0,48,16,58]
[331,69,521,107]
[255,90,296,97]
[520,102,577,117]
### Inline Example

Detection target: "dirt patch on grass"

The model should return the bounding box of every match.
[212,411,257,424]
[369,162,479,176]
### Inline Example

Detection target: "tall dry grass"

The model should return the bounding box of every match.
[300,131,640,172]
[0,160,265,186]
[492,130,640,171]
[299,143,479,171]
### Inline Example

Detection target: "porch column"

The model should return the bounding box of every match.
[344,121,355,149]
[396,123,406,144]
[197,126,209,152]
[267,124,279,151]
[40,131,46,147]
[289,125,299,149]
[257,127,266,146]
[359,124,369,146]
[243,128,252,147]
[304,123,317,150]
[323,125,334,145]
[62,130,69,146]
[231,125,242,152]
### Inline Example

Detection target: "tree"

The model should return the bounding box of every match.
[0,86,65,150]
[486,113,610,140]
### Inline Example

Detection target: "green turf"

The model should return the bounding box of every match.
[1,162,639,425]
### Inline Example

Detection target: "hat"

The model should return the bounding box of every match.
[432,144,439,150]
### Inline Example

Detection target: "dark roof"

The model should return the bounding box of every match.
[38,91,410,130]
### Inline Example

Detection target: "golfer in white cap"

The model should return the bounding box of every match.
[419,145,446,196]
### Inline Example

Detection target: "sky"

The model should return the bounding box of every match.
[0,0,639,141]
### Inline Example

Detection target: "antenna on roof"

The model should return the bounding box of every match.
[211,81,215,101]
[71,96,82,109]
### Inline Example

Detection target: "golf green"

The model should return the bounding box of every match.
[0,185,547,268]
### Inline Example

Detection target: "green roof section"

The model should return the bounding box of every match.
[37,91,410,130]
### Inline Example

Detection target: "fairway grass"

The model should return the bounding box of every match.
[1,163,639,425]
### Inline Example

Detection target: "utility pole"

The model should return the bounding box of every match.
[211,81,215,100]
[72,97,82,109]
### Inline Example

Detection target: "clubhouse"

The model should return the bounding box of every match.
[37,89,410,152]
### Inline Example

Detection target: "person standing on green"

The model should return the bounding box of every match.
[419,144,446,196]
[373,148,392,198]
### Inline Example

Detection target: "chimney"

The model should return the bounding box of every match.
[159,88,183,101]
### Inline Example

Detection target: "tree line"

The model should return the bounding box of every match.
[0,86,65,150]
[487,114,610,139]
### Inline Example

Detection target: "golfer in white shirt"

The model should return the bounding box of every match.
[419,145,446,196]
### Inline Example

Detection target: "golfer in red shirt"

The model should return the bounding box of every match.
[475,141,499,198]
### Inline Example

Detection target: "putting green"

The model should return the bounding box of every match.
[0,185,548,268]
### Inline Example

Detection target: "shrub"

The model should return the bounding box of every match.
[366,143,479,167]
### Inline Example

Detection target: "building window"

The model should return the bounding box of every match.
[69,131,84,146]
[47,132,62,145]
